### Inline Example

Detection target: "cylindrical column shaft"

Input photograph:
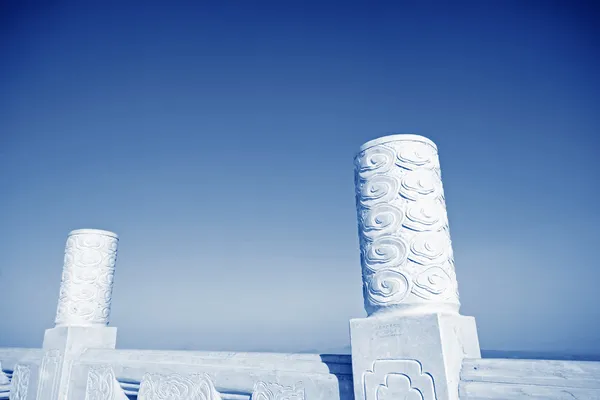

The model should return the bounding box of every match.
[354,134,460,316]
[54,229,119,327]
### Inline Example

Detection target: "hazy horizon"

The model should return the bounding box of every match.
[1,1,599,356]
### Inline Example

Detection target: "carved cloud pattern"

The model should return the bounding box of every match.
[10,364,30,400]
[363,359,437,400]
[138,373,221,400]
[55,230,119,326]
[85,365,129,400]
[354,136,460,314]
[252,381,305,400]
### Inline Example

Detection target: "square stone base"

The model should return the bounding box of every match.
[34,327,118,400]
[350,313,480,400]
[42,326,118,352]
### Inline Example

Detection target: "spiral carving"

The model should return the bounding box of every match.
[413,266,454,299]
[252,381,305,400]
[365,270,411,306]
[85,366,115,400]
[55,229,119,327]
[404,199,447,232]
[409,232,449,265]
[358,175,400,208]
[361,204,404,240]
[396,140,440,170]
[354,135,460,315]
[399,169,442,201]
[138,373,221,400]
[362,237,408,272]
[356,146,396,180]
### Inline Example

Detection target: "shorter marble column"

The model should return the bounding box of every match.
[350,135,480,400]
[36,229,121,400]
[55,229,119,327]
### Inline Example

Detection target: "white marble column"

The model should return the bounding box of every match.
[35,229,121,400]
[54,229,119,327]
[350,134,480,400]
[354,134,460,317]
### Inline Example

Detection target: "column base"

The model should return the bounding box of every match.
[34,326,118,400]
[350,313,480,400]
[42,326,118,351]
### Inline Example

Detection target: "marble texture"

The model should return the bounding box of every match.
[252,381,304,400]
[71,348,352,400]
[10,364,31,400]
[40,326,118,400]
[351,135,481,400]
[350,313,480,400]
[138,372,221,400]
[84,365,128,400]
[354,134,459,317]
[55,229,119,328]
[460,358,600,399]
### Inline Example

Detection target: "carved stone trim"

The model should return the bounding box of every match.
[54,229,119,327]
[85,365,128,400]
[138,372,221,400]
[36,349,61,400]
[354,135,460,316]
[10,364,30,400]
[362,359,437,400]
[251,381,305,400]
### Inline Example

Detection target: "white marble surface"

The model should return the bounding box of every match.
[39,325,118,399]
[10,364,31,400]
[460,358,600,399]
[138,372,222,400]
[351,135,481,400]
[55,229,119,328]
[84,365,128,400]
[350,313,480,400]
[68,349,353,399]
[354,134,459,317]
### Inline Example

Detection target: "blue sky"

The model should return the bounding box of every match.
[1,1,599,355]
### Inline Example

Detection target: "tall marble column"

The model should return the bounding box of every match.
[354,134,459,316]
[349,135,480,400]
[35,229,121,400]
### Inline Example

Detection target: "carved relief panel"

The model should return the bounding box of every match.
[138,372,221,400]
[251,381,305,400]
[85,365,128,400]
[10,364,31,400]
[363,359,437,400]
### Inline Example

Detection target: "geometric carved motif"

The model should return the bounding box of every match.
[363,359,437,400]
[35,349,61,400]
[138,373,221,400]
[55,229,119,327]
[10,364,30,400]
[251,381,305,400]
[354,135,460,315]
[85,365,128,400]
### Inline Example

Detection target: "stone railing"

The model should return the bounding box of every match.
[1,134,597,399]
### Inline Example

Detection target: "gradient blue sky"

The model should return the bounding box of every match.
[1,1,599,355]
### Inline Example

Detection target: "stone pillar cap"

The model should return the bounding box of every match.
[68,228,119,239]
[358,133,437,152]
